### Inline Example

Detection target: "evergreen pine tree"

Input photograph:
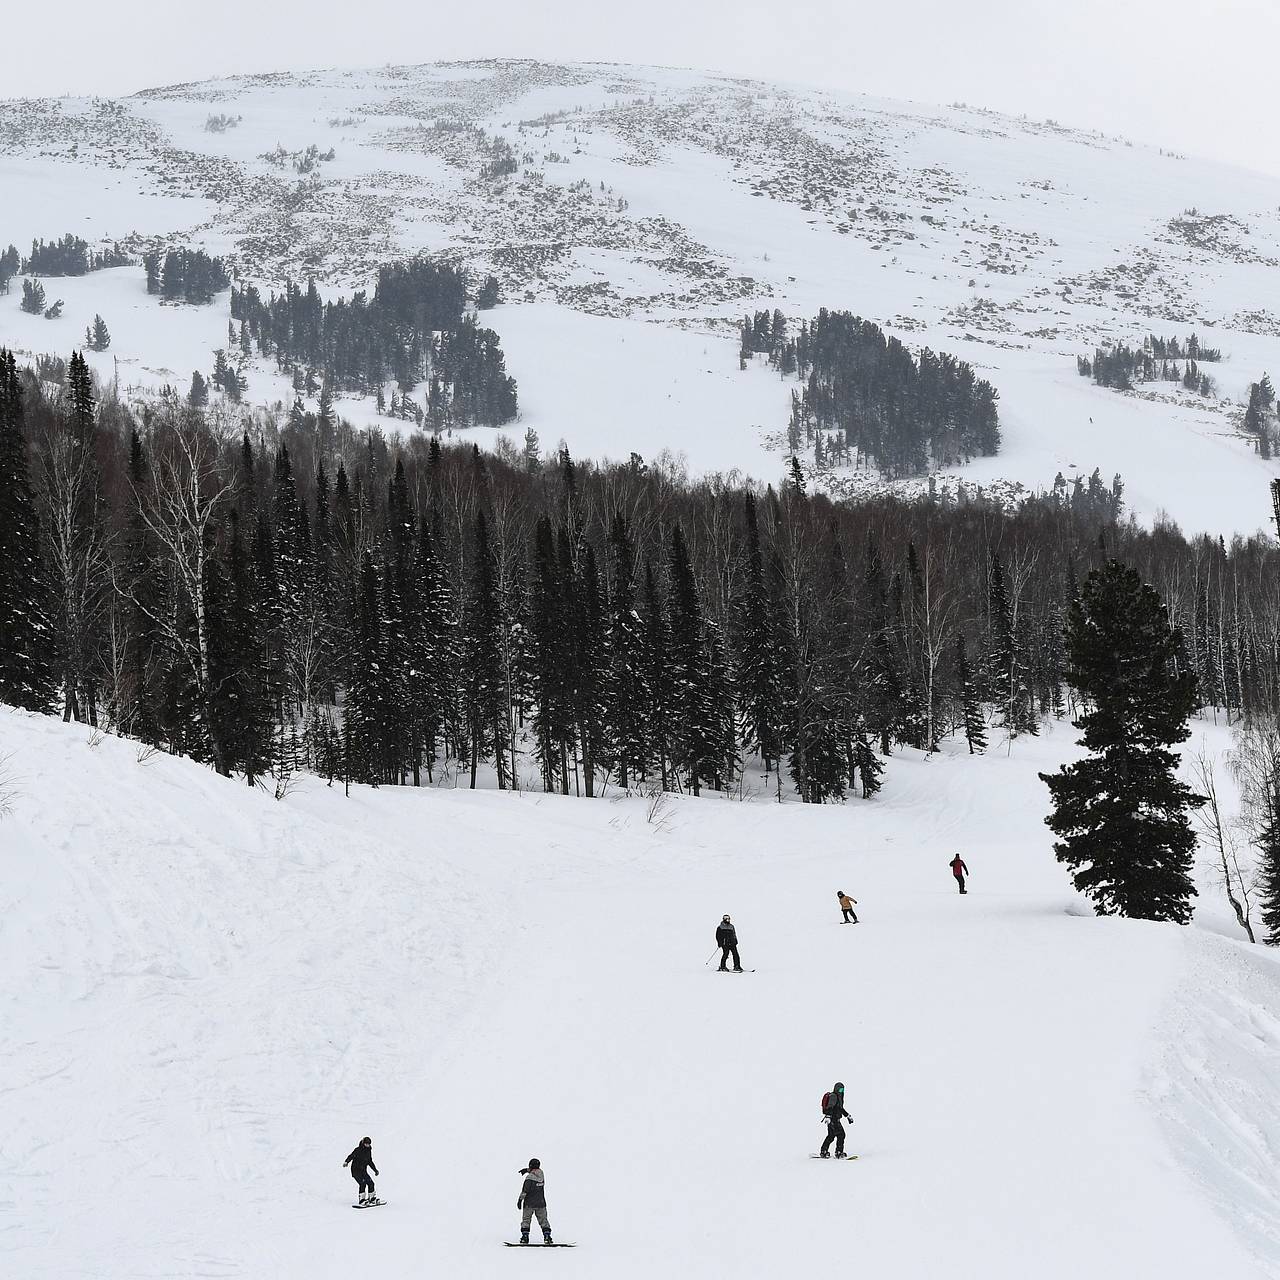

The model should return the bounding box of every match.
[852,726,884,799]
[528,515,572,793]
[858,537,903,754]
[461,508,509,789]
[604,512,649,790]
[666,525,716,795]
[734,493,785,771]
[574,543,608,797]
[642,559,673,791]
[1040,560,1203,922]
[0,350,54,710]
[956,633,987,754]
[1253,773,1280,945]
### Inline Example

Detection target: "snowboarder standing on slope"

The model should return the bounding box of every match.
[950,854,969,895]
[716,914,743,971]
[837,891,859,924]
[517,1158,553,1245]
[343,1136,380,1205]
[820,1082,851,1158]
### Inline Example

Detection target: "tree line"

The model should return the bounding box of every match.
[24,234,131,277]
[1076,334,1219,396]
[144,248,232,305]
[6,342,1280,804]
[741,308,1001,477]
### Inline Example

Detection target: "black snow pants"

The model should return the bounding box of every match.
[841,907,858,923]
[821,1117,846,1156]
[955,874,966,895]
[352,1169,375,1195]
[719,945,742,971]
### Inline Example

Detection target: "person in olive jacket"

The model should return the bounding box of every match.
[715,914,743,971]
[517,1158,553,1245]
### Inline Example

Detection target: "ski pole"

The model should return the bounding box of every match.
[705,948,719,966]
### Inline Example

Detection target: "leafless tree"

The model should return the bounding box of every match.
[1193,744,1256,942]
[129,410,237,775]
[35,407,111,723]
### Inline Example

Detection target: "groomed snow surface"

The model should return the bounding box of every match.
[3,707,1279,1277]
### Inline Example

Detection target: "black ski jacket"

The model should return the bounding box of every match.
[520,1170,546,1208]
[716,922,738,947]
[345,1145,379,1176]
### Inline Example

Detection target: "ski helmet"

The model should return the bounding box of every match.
[527,1158,540,1169]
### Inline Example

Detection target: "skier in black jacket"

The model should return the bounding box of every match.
[819,1082,851,1158]
[343,1136,380,1205]
[517,1158,553,1245]
[715,914,742,971]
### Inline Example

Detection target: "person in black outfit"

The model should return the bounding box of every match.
[716,914,742,971]
[343,1136,380,1205]
[820,1082,851,1158]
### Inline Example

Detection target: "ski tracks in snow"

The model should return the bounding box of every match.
[1149,932,1280,1277]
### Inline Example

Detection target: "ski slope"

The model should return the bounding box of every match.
[3,707,1279,1277]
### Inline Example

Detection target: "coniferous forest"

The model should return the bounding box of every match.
[230,259,518,427]
[742,308,1001,475]
[3,342,1280,815]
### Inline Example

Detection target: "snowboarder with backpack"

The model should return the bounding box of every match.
[716,914,743,971]
[343,1136,381,1206]
[819,1082,851,1158]
[517,1158,553,1245]
[950,855,969,895]
[837,891,859,924]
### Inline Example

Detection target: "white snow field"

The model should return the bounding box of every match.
[4,61,1280,534]
[4,706,1280,1278]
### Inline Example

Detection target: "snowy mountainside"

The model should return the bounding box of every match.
[4,704,1280,1277]
[3,60,1280,531]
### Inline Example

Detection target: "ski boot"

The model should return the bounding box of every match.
[520,1230,530,1245]
[819,1150,830,1159]
[543,1232,554,1246]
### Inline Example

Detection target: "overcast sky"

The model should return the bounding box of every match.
[8,0,1277,176]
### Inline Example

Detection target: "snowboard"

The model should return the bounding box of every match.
[504,1241,576,1247]
[714,968,755,973]
[353,1199,386,1208]
[810,1154,858,1161]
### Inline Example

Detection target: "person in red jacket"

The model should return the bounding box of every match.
[950,855,969,895]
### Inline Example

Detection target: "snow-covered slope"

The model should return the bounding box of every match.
[4,705,1279,1277]
[3,61,1280,534]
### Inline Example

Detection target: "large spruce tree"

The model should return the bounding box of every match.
[1040,560,1202,923]
[0,350,54,711]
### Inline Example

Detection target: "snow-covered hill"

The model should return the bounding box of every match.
[2,61,1280,534]
[3,705,1279,1277]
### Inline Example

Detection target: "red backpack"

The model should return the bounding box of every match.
[821,1091,831,1113]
